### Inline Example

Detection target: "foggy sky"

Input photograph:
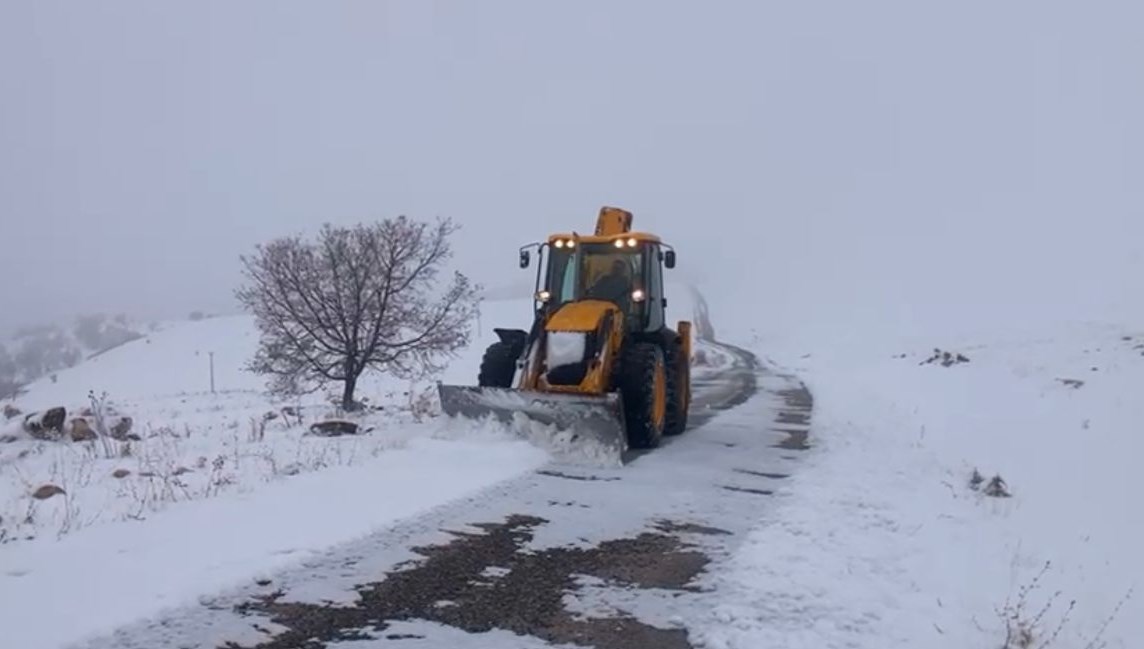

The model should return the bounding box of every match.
[2,1,1141,337]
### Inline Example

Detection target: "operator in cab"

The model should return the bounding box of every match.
[587,258,633,310]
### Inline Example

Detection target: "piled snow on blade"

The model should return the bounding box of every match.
[508,412,626,468]
[429,400,624,468]
[546,331,587,369]
[437,384,627,467]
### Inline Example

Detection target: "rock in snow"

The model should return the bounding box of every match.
[23,407,66,440]
[308,420,361,437]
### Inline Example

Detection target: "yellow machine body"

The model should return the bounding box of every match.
[437,206,692,466]
[523,300,626,397]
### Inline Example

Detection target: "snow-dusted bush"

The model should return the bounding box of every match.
[920,348,971,367]
[996,561,1132,649]
[970,468,1013,498]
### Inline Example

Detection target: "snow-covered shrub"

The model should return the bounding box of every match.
[969,468,1012,498]
[997,561,1076,649]
[920,348,971,367]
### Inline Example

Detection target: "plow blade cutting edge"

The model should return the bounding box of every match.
[436,384,628,466]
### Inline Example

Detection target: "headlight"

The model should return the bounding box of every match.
[614,239,625,248]
[536,290,551,302]
[632,289,646,302]
[627,237,637,247]
[554,240,565,249]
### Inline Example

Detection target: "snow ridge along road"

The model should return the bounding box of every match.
[76,341,813,649]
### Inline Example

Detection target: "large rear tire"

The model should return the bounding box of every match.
[478,341,518,388]
[664,340,690,436]
[621,342,667,449]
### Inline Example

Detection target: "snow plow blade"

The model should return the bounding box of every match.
[436,384,628,466]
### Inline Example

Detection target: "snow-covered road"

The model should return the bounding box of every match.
[72,343,812,649]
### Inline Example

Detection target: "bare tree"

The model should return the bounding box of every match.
[236,217,480,410]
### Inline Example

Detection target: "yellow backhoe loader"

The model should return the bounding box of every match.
[437,206,692,465]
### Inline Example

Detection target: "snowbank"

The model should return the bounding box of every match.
[694,324,1142,649]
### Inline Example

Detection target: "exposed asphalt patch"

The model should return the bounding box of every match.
[776,422,811,439]
[722,486,775,496]
[775,411,811,426]
[536,470,620,482]
[690,349,759,415]
[653,519,733,536]
[777,385,814,409]
[225,514,705,649]
[772,383,813,451]
[701,375,756,412]
[771,427,807,436]
[733,469,790,479]
[774,429,810,451]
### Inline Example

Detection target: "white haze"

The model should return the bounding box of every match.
[0,0,1141,339]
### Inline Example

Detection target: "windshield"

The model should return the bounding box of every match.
[546,243,643,308]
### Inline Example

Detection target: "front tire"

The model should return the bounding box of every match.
[478,341,518,388]
[621,342,667,449]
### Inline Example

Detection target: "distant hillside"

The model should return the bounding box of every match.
[7,282,708,410]
[0,313,152,400]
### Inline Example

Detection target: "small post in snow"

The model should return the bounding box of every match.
[209,351,215,394]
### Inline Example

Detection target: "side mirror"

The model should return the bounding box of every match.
[519,250,531,269]
[664,250,676,269]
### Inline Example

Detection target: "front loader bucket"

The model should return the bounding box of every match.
[436,384,628,466]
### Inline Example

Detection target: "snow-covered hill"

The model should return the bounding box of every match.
[0,314,148,400]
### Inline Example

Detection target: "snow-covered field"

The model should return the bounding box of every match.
[0,298,547,649]
[0,284,713,649]
[693,320,1142,649]
[0,300,528,546]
